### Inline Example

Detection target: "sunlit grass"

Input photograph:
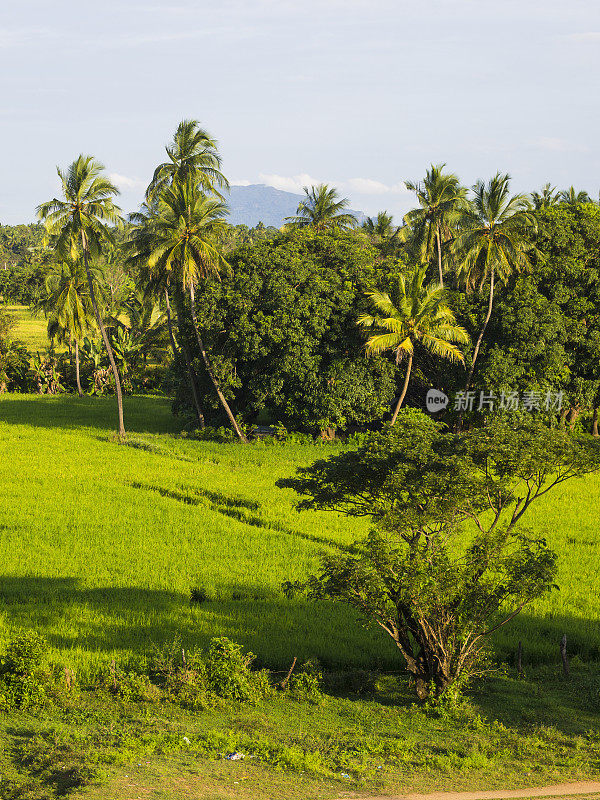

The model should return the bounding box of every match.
[0,394,599,678]
[5,304,51,352]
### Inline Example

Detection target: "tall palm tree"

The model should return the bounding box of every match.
[128,203,206,427]
[34,258,98,395]
[559,186,592,205]
[358,267,468,424]
[286,184,357,232]
[37,155,126,436]
[146,119,229,203]
[403,164,467,287]
[531,182,559,210]
[455,173,537,402]
[143,179,247,442]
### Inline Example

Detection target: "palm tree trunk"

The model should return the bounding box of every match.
[592,407,599,437]
[464,268,495,395]
[188,283,247,443]
[436,225,444,288]
[166,288,205,429]
[457,269,495,431]
[75,340,83,396]
[390,352,413,425]
[82,242,125,437]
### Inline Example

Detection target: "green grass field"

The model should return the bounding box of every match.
[5,304,51,352]
[0,394,599,676]
[1,395,600,799]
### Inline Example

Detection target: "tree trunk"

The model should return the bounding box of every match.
[568,406,580,430]
[166,289,205,428]
[464,268,495,395]
[592,407,599,437]
[82,241,125,437]
[75,340,83,396]
[457,268,495,430]
[390,352,413,425]
[436,225,444,288]
[188,283,247,443]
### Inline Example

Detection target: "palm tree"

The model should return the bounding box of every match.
[286,184,357,232]
[37,155,126,436]
[358,267,468,424]
[143,179,247,442]
[362,211,397,238]
[403,164,467,287]
[146,119,229,202]
[34,258,98,395]
[559,186,592,205]
[531,182,559,210]
[455,173,537,402]
[128,203,206,427]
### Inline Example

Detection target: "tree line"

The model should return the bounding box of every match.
[1,120,599,440]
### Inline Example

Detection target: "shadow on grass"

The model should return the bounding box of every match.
[129,481,352,552]
[1,577,600,737]
[0,395,183,436]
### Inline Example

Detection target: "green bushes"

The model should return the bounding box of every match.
[0,631,48,711]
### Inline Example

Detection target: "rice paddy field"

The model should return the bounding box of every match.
[6,304,51,352]
[0,393,599,677]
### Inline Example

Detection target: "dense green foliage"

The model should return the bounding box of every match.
[179,230,398,430]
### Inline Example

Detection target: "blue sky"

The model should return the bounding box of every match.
[1,0,598,224]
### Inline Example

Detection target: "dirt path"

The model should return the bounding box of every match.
[336,781,600,800]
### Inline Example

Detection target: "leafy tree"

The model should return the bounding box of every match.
[146,119,229,203]
[182,229,398,432]
[403,164,467,287]
[286,184,357,232]
[455,174,537,409]
[280,412,600,699]
[37,155,126,436]
[142,179,247,441]
[34,258,98,395]
[0,308,30,392]
[358,267,468,423]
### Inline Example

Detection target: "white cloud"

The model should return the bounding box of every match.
[258,173,322,193]
[109,173,145,191]
[259,172,412,197]
[567,32,600,42]
[534,137,588,153]
[346,177,410,196]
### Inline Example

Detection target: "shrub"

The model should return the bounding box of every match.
[204,637,271,704]
[0,630,49,710]
[288,660,323,704]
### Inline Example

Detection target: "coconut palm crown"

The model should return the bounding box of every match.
[286,184,357,232]
[358,266,468,424]
[146,119,229,202]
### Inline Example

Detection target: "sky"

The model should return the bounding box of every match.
[0,0,598,224]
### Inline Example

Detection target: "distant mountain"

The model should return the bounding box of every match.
[226,184,366,228]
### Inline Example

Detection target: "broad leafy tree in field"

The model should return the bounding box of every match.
[358,267,468,423]
[146,119,229,203]
[403,164,467,287]
[280,412,600,699]
[37,156,125,435]
[34,258,98,395]
[455,173,537,403]
[144,179,247,441]
[286,184,357,232]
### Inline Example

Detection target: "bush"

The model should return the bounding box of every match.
[288,660,323,704]
[0,631,49,710]
[204,637,271,704]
